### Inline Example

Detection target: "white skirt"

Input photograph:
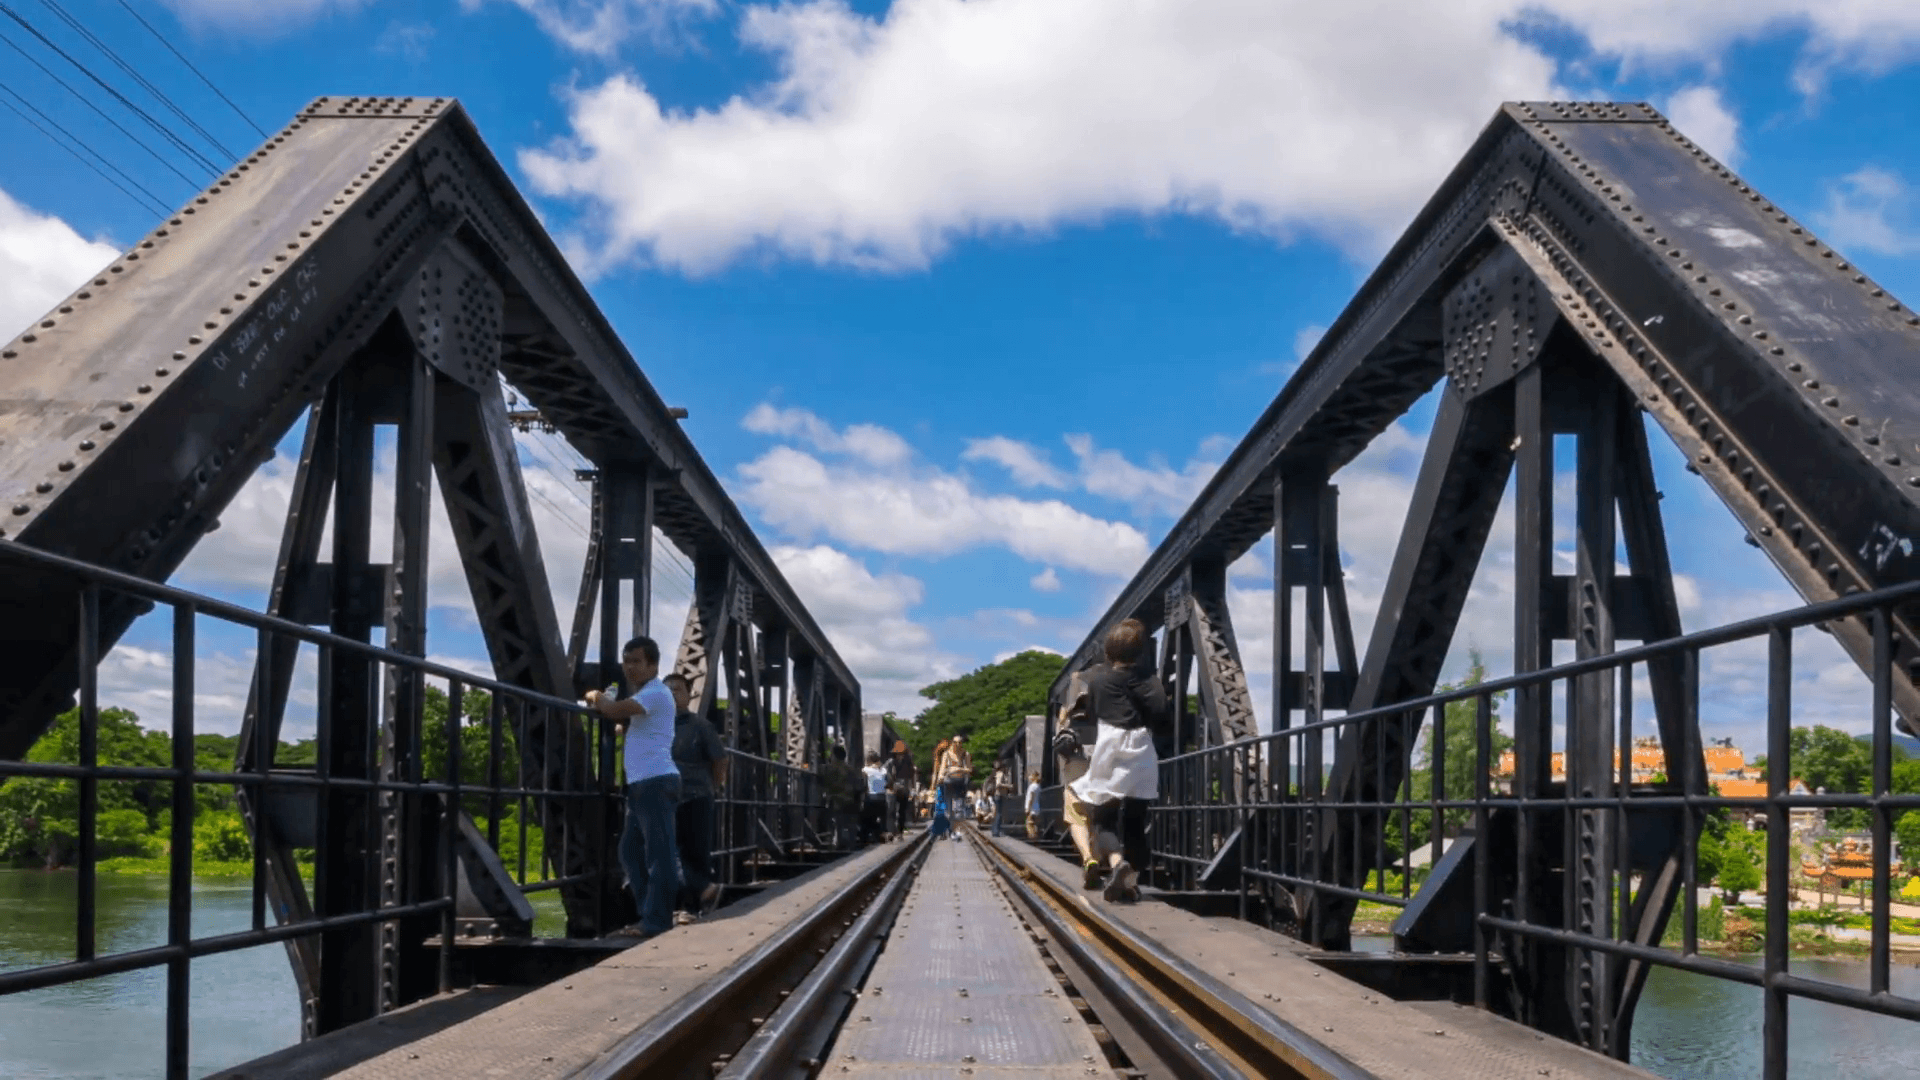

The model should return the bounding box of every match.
[1069,722,1158,805]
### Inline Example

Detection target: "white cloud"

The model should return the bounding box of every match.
[375,20,436,62]
[1293,324,1326,362]
[739,444,1148,575]
[1065,433,1219,517]
[1662,84,1741,165]
[744,403,913,467]
[517,0,1920,277]
[737,405,1150,574]
[962,436,1070,489]
[964,432,1220,516]
[1814,166,1920,256]
[521,0,1564,274]
[0,188,117,343]
[461,0,718,54]
[1519,1,1920,93]
[1030,566,1061,592]
[768,543,957,713]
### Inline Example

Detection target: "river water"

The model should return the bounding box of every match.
[1,870,1917,1078]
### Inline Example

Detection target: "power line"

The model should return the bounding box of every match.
[0,1,220,178]
[38,0,234,162]
[0,82,166,215]
[113,0,264,139]
[0,24,199,190]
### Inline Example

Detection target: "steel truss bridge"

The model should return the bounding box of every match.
[1,98,1916,1080]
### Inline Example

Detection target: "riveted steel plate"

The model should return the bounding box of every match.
[829,840,1111,1078]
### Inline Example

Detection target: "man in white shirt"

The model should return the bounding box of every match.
[586,635,682,939]
[860,751,890,843]
[1025,770,1043,840]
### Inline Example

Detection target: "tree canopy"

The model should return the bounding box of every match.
[1385,650,1512,857]
[894,650,1061,784]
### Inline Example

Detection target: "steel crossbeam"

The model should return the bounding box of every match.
[1054,99,1920,1058]
[0,96,860,1035]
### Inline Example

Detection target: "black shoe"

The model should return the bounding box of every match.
[1103,861,1137,903]
[1083,860,1105,890]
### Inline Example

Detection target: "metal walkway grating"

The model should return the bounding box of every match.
[824,838,1112,1078]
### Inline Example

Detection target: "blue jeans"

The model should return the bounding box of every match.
[620,773,682,936]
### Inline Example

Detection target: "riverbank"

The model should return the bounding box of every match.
[1350,899,1920,958]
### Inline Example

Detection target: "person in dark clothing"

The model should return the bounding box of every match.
[666,673,726,918]
[822,745,864,847]
[886,740,916,836]
[1068,618,1169,902]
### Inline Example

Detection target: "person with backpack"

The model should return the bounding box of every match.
[886,739,916,837]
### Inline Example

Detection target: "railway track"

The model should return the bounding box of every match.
[569,826,1371,1080]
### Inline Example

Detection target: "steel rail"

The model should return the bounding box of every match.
[717,834,931,1079]
[976,834,1378,1080]
[568,835,927,1080]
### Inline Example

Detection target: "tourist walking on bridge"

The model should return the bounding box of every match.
[1068,618,1168,903]
[588,636,681,939]
[886,739,916,836]
[861,750,890,842]
[1025,770,1043,840]
[936,734,972,840]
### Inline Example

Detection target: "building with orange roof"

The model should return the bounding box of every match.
[1491,735,1757,792]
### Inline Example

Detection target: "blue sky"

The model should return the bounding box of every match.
[5,0,1920,752]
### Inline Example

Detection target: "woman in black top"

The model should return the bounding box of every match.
[1067,618,1168,901]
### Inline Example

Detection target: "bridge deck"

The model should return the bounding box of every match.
[307,842,899,1079]
[995,836,1657,1080]
[822,838,1109,1079]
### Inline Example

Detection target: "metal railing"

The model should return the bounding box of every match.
[715,748,826,877]
[1148,579,1920,1077]
[0,540,825,1077]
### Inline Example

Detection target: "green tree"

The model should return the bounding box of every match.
[905,651,1061,783]
[1386,651,1512,857]
[1719,841,1760,904]
[193,810,253,863]
[0,707,168,866]
[1754,725,1875,829]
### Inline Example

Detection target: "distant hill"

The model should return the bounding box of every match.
[1852,732,1920,759]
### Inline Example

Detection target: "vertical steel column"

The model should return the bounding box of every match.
[1567,377,1618,1050]
[318,361,380,1034]
[236,390,338,1036]
[377,345,434,1011]
[1510,361,1551,1025]
[598,467,654,695]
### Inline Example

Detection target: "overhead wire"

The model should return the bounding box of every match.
[0,24,200,190]
[0,1,220,178]
[112,0,264,138]
[0,76,168,215]
[37,0,234,162]
[531,428,701,601]
[500,380,700,609]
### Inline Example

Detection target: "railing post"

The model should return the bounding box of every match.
[76,584,99,965]
[1473,690,1491,1010]
[1870,608,1893,996]
[166,603,196,1080]
[442,679,463,994]
[1763,627,1791,1080]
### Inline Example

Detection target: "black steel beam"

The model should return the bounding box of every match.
[0,96,857,763]
[1052,100,1920,729]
